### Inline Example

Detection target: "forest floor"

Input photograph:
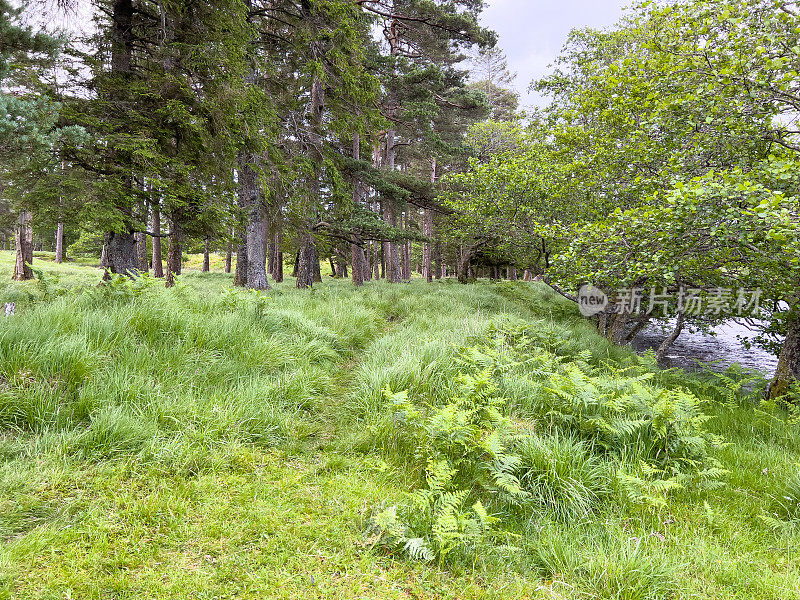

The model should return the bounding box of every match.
[0,252,798,600]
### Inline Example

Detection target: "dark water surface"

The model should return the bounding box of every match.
[632,320,779,377]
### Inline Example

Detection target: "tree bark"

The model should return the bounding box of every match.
[100,236,109,271]
[107,231,139,276]
[351,241,365,286]
[234,228,247,286]
[364,241,372,282]
[606,313,630,345]
[105,0,138,278]
[623,314,651,344]
[313,246,322,283]
[151,202,163,278]
[202,237,210,272]
[351,132,366,287]
[422,157,436,282]
[233,172,249,287]
[135,231,148,272]
[275,250,283,283]
[13,210,33,281]
[334,253,347,278]
[383,203,401,283]
[296,233,315,289]
[225,237,232,274]
[55,221,64,264]
[268,229,278,278]
[769,311,800,401]
[422,208,433,283]
[401,213,411,281]
[270,229,283,283]
[165,217,182,288]
[238,153,270,290]
[433,242,442,279]
[373,237,380,280]
[457,245,474,283]
[656,312,685,365]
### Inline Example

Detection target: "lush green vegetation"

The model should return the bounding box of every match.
[0,254,797,599]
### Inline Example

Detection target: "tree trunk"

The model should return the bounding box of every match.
[606,313,630,345]
[55,221,64,264]
[225,238,232,274]
[151,202,163,278]
[656,312,685,365]
[202,238,210,272]
[373,238,380,280]
[270,229,283,283]
[623,314,651,344]
[457,246,474,283]
[106,0,137,279]
[769,311,800,401]
[165,217,182,288]
[275,250,283,283]
[107,231,139,276]
[598,312,610,337]
[245,202,270,290]
[422,208,433,283]
[13,210,33,281]
[134,199,148,273]
[313,245,322,283]
[364,241,372,282]
[296,233,315,289]
[100,237,109,271]
[234,226,247,286]
[238,153,270,290]
[332,250,347,279]
[135,231,148,273]
[401,213,411,281]
[261,219,269,271]
[268,230,278,278]
[233,163,254,287]
[383,203,401,283]
[351,241,365,287]
[433,242,442,279]
[350,132,366,287]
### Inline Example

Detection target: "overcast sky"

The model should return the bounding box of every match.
[480,0,630,109]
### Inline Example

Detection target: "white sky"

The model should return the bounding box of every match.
[480,0,630,109]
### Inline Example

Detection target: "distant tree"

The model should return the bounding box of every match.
[469,46,519,121]
[0,0,64,280]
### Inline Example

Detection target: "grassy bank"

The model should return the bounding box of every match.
[0,252,797,599]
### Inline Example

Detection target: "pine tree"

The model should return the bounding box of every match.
[469,46,519,121]
[1,0,63,280]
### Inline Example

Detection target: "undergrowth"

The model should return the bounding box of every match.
[0,258,797,599]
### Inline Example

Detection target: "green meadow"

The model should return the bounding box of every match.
[0,253,797,600]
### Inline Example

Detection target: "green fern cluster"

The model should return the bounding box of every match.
[478,323,727,490]
[367,372,525,562]
[368,322,728,562]
[543,363,726,485]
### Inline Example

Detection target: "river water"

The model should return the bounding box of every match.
[632,320,779,376]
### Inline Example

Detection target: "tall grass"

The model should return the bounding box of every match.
[0,256,798,599]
